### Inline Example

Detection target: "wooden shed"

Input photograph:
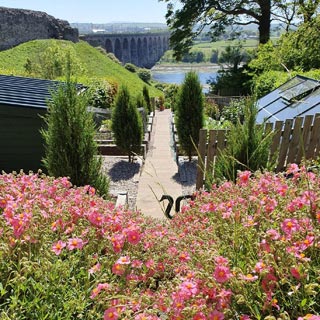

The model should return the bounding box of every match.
[0,75,62,173]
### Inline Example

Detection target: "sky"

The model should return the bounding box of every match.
[0,0,169,23]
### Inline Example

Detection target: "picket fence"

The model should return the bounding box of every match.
[196,114,320,189]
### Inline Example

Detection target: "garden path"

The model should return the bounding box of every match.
[136,109,183,219]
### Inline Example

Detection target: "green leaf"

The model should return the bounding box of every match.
[301,298,307,307]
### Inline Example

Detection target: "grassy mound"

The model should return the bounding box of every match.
[0,39,161,97]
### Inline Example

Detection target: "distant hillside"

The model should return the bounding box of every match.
[0,39,162,97]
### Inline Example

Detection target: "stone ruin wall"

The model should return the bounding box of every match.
[0,6,79,51]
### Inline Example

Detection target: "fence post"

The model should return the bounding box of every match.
[196,129,207,190]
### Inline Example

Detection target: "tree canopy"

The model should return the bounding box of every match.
[160,0,320,59]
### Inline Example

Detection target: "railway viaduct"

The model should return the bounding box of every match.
[81,32,170,68]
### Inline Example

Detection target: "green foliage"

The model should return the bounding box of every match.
[210,49,219,63]
[106,52,121,64]
[111,86,143,162]
[278,17,320,71]
[207,42,253,96]
[252,70,291,98]
[218,43,249,72]
[163,83,179,111]
[161,0,277,59]
[182,50,205,63]
[142,85,152,113]
[211,98,274,185]
[175,71,204,161]
[137,68,151,83]
[87,79,118,109]
[124,63,138,73]
[208,67,252,96]
[136,93,148,131]
[25,41,86,80]
[220,98,246,124]
[204,100,220,120]
[41,74,109,196]
[248,41,281,75]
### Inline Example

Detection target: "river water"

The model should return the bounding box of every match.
[151,64,219,92]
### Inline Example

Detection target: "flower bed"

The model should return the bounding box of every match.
[0,166,319,319]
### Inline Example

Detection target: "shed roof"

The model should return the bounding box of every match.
[0,74,82,109]
[257,75,320,123]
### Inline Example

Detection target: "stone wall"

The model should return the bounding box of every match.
[0,6,79,51]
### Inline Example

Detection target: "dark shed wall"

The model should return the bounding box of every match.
[0,104,46,173]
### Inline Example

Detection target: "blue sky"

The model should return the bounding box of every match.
[0,0,169,23]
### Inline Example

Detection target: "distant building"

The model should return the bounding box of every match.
[257,75,320,123]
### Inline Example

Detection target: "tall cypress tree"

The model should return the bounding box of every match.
[111,86,143,162]
[41,76,109,196]
[175,71,204,161]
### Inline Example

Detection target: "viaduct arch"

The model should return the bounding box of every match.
[81,32,170,68]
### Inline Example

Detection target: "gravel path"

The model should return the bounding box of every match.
[102,155,197,211]
[102,156,143,210]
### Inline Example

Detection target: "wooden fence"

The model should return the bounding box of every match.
[196,114,320,189]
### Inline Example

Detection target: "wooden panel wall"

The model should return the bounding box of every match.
[196,114,320,189]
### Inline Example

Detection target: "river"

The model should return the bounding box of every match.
[151,63,220,92]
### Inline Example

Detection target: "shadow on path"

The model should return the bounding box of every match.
[108,160,140,181]
[172,158,198,187]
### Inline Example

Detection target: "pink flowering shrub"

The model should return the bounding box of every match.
[0,168,319,319]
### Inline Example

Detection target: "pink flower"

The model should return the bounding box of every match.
[299,316,320,320]
[110,234,125,253]
[213,265,232,283]
[127,229,141,245]
[145,259,155,269]
[214,256,229,265]
[89,263,101,274]
[179,251,191,262]
[254,260,267,274]
[209,310,224,320]
[67,237,85,250]
[171,292,186,310]
[237,170,251,185]
[104,307,119,320]
[239,274,258,282]
[116,256,131,265]
[51,240,66,255]
[90,282,109,299]
[290,267,302,280]
[281,218,300,235]
[112,263,125,276]
[193,312,207,320]
[266,229,280,240]
[242,215,257,227]
[261,273,277,293]
[168,246,178,256]
[179,280,198,298]
[131,259,143,268]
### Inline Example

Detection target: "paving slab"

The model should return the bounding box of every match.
[136,109,182,219]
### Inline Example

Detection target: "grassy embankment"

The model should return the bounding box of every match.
[0,39,162,97]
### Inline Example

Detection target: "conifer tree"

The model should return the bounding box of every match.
[111,86,143,162]
[175,71,204,161]
[143,85,152,113]
[41,75,109,196]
